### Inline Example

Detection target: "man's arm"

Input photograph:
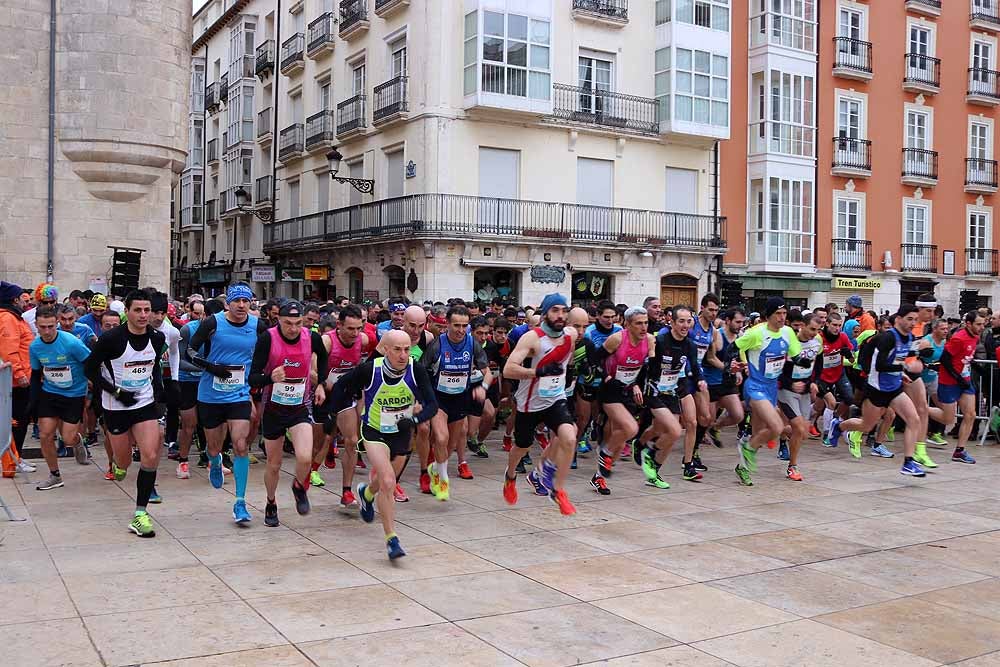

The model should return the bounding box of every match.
[872,333,904,374]
[84,331,121,395]
[503,331,543,381]
[167,326,180,380]
[186,315,217,365]
[177,324,201,373]
[248,333,274,389]
[411,363,439,423]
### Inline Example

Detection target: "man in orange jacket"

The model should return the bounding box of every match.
[845,294,876,334]
[0,281,38,473]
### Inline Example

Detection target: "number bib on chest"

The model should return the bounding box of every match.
[380,404,414,434]
[271,378,306,406]
[615,366,640,385]
[537,374,563,398]
[437,371,468,394]
[696,344,709,362]
[823,353,842,369]
[657,368,680,394]
[764,355,785,379]
[213,365,246,392]
[43,366,73,389]
[791,364,813,380]
[122,360,153,389]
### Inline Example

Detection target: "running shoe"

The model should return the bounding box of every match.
[387,535,406,560]
[264,501,279,527]
[766,439,777,449]
[900,459,926,477]
[550,489,577,515]
[692,454,708,472]
[590,474,611,496]
[356,458,367,470]
[74,436,89,465]
[434,478,450,502]
[148,487,162,504]
[502,435,513,452]
[952,449,977,464]
[913,443,938,468]
[577,439,592,454]
[112,462,127,481]
[777,441,790,461]
[539,459,557,492]
[166,442,179,460]
[129,511,155,538]
[457,461,474,479]
[429,466,442,496]
[535,431,550,450]
[341,490,360,509]
[103,466,114,481]
[36,474,63,491]
[570,457,578,470]
[176,461,190,479]
[527,470,548,496]
[828,418,842,448]
[31,424,39,440]
[620,442,632,460]
[394,484,409,502]
[357,483,375,523]
[16,459,37,473]
[927,432,948,447]
[310,470,326,487]
[473,441,489,458]
[822,437,833,447]
[209,456,224,489]
[522,453,533,466]
[786,465,803,481]
[56,444,71,459]
[324,447,337,468]
[886,426,896,442]
[233,500,252,524]
[197,453,209,468]
[419,472,432,494]
[683,462,703,481]
[708,427,723,448]
[870,443,894,458]
[847,431,862,459]
[292,480,310,515]
[598,449,614,477]
[503,475,518,505]
[645,473,670,489]
[640,448,659,482]
[735,464,753,486]
[808,424,821,439]
[739,441,758,473]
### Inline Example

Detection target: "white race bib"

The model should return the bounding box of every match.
[537,374,563,398]
[791,363,813,380]
[271,378,306,406]
[121,360,153,389]
[696,344,709,362]
[212,365,246,392]
[43,366,73,389]
[764,356,785,379]
[470,368,484,383]
[565,377,576,397]
[437,371,468,395]
[822,353,842,369]
[657,368,679,393]
[380,404,414,434]
[615,366,640,385]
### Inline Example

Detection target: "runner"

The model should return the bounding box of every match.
[687,294,720,472]
[176,299,211,478]
[935,310,983,464]
[466,316,499,458]
[581,300,621,456]
[84,289,166,537]
[376,297,407,339]
[399,304,434,496]
[187,282,268,524]
[57,304,97,344]
[328,329,438,558]
[501,293,577,514]
[249,301,327,526]
[815,312,857,449]
[29,305,92,488]
[150,292,181,461]
[78,293,106,335]
[704,308,746,447]
[777,313,822,481]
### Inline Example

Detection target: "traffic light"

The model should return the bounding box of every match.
[959,289,979,316]
[110,248,142,295]
[720,279,743,309]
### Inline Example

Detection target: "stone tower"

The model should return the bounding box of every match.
[0,0,190,293]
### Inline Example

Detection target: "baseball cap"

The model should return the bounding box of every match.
[279,301,303,317]
[91,294,108,309]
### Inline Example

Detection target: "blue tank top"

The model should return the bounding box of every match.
[703,327,729,386]
[689,318,714,372]
[435,332,474,395]
[868,328,911,392]
[178,319,203,383]
[197,312,259,403]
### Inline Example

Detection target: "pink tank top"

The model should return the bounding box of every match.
[264,327,312,407]
[605,333,648,387]
[324,330,361,387]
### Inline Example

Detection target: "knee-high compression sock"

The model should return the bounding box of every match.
[695,425,707,451]
[396,453,412,482]
[136,466,157,512]
[233,455,250,501]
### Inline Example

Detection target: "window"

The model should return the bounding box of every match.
[752,0,815,52]
[677,0,730,31]
[478,147,519,199]
[390,38,407,78]
[480,11,551,100]
[665,168,698,214]
[290,92,303,123]
[834,195,866,268]
[909,25,930,57]
[835,198,860,239]
[973,40,994,73]
[837,96,862,139]
[763,70,814,156]
[749,177,814,265]
[241,221,250,251]
[225,226,233,254]
[578,53,613,115]
[905,109,930,149]
[971,121,992,160]
[838,7,863,40]
[464,11,477,95]
[352,62,366,95]
[654,48,670,120]
[904,203,929,246]
[319,80,331,110]
[969,210,990,250]
[288,180,300,218]
[674,48,728,127]
[386,150,405,198]
[316,171,330,211]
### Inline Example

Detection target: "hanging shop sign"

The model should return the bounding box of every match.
[251,265,275,282]
[832,277,882,290]
[304,266,329,281]
[530,265,566,284]
[281,267,304,281]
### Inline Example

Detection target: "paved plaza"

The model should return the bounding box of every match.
[3,433,1000,667]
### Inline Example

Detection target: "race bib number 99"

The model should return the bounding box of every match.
[271,378,306,406]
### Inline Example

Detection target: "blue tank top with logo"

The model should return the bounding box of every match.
[197,312,259,403]
[435,332,474,395]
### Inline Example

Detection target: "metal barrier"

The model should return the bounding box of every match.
[958,359,999,447]
[0,364,25,520]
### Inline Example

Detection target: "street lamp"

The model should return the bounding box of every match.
[327,148,375,194]
[234,187,274,222]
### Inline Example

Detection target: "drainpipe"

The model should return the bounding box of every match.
[814,0,821,287]
[46,0,56,282]
[712,140,721,295]
[268,0,282,301]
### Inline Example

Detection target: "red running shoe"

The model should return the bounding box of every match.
[356,458,367,470]
[503,476,518,505]
[535,431,550,450]
[104,465,115,481]
[419,472,432,494]
[551,489,576,515]
[502,435,513,452]
[766,439,777,449]
[457,461,473,479]
[324,447,337,469]
[808,424,821,439]
[394,484,409,502]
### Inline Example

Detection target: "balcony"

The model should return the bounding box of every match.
[205,199,218,225]
[749,121,815,158]
[307,13,336,58]
[905,0,941,17]
[337,94,367,138]
[967,248,999,276]
[221,186,249,217]
[277,123,305,163]
[255,40,274,78]
[901,243,938,273]
[237,54,254,79]
[205,82,219,111]
[339,0,369,40]
[255,175,273,208]
[967,68,1000,105]
[206,138,219,166]
[280,33,305,75]
[901,148,938,186]
[903,54,941,94]
[373,76,408,126]
[180,206,203,230]
[833,37,873,81]
[547,83,658,136]
[219,73,229,103]
[572,0,628,27]
[966,158,999,193]
[831,137,872,178]
[831,239,872,272]
[375,0,409,18]
[971,2,1000,31]
[749,12,816,52]
[305,110,336,151]
[263,193,727,254]
[256,109,273,147]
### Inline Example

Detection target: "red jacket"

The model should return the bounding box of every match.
[0,305,33,386]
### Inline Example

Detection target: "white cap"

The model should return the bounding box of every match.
[109,299,125,314]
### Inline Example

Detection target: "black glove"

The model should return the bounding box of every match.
[918,346,935,359]
[536,363,563,377]
[794,356,814,369]
[115,387,138,407]
[396,416,417,438]
[205,362,232,379]
[840,347,852,356]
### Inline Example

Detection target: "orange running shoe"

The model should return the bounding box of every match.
[457,461,473,479]
[104,465,115,481]
[766,439,777,449]
[550,489,576,516]
[786,465,803,481]
[503,476,518,505]
[502,435,513,452]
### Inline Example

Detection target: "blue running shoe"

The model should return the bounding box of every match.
[209,455,224,489]
[386,535,406,560]
[357,483,375,523]
[526,470,548,496]
[233,500,251,524]
[952,449,977,464]
[870,444,894,458]
[777,441,790,461]
[828,418,842,448]
[577,440,592,454]
[148,487,163,504]
[539,459,557,492]
[570,458,578,470]
[900,459,926,477]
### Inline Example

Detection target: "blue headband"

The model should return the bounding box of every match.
[226,284,253,304]
[389,302,407,313]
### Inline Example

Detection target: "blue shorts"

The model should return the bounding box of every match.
[936,382,975,404]
[743,381,778,406]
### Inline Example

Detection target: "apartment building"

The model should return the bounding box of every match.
[173,0,731,306]
[723,0,1000,315]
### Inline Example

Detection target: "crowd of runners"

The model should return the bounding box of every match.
[0,280,991,560]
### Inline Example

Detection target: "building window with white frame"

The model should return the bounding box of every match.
[674,48,728,127]
[903,202,932,270]
[475,10,551,100]
[390,37,407,78]
[748,177,814,266]
[833,195,866,269]
[676,0,730,31]
[750,69,814,156]
[904,107,934,178]
[751,0,815,52]
[654,48,670,120]
[578,52,614,115]
[971,40,995,96]
[968,209,993,274]
[969,119,995,186]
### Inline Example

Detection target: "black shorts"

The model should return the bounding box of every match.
[37,391,86,424]
[198,400,252,429]
[179,381,200,411]
[817,374,853,405]
[315,390,356,423]
[436,392,471,423]
[261,408,313,440]
[708,381,739,403]
[513,400,575,448]
[646,393,683,415]
[104,403,161,435]
[361,423,412,458]
[598,381,638,409]
[865,386,903,409]
[577,383,599,402]
[846,367,866,393]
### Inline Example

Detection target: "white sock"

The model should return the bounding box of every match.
[437,461,449,482]
[823,408,834,434]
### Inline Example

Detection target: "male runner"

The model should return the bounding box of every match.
[705,308,746,446]
[581,301,621,454]
[777,313,822,481]
[188,283,268,524]
[467,316,499,458]
[399,304,435,495]
[687,294,720,471]
[150,293,181,459]
[78,293,106,335]
[29,306,92,488]
[57,304,97,343]
[176,299,210,477]
[376,297,407,339]
[84,289,166,537]
[936,311,983,464]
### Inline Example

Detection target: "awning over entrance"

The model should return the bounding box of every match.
[736,275,832,292]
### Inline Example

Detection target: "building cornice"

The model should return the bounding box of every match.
[192,0,252,54]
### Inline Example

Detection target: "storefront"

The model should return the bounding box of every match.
[197,266,230,298]
[735,275,830,314]
[473,266,520,305]
[304,265,331,301]
[250,264,276,300]
[279,266,304,300]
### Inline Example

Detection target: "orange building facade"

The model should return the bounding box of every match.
[722,0,1000,315]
